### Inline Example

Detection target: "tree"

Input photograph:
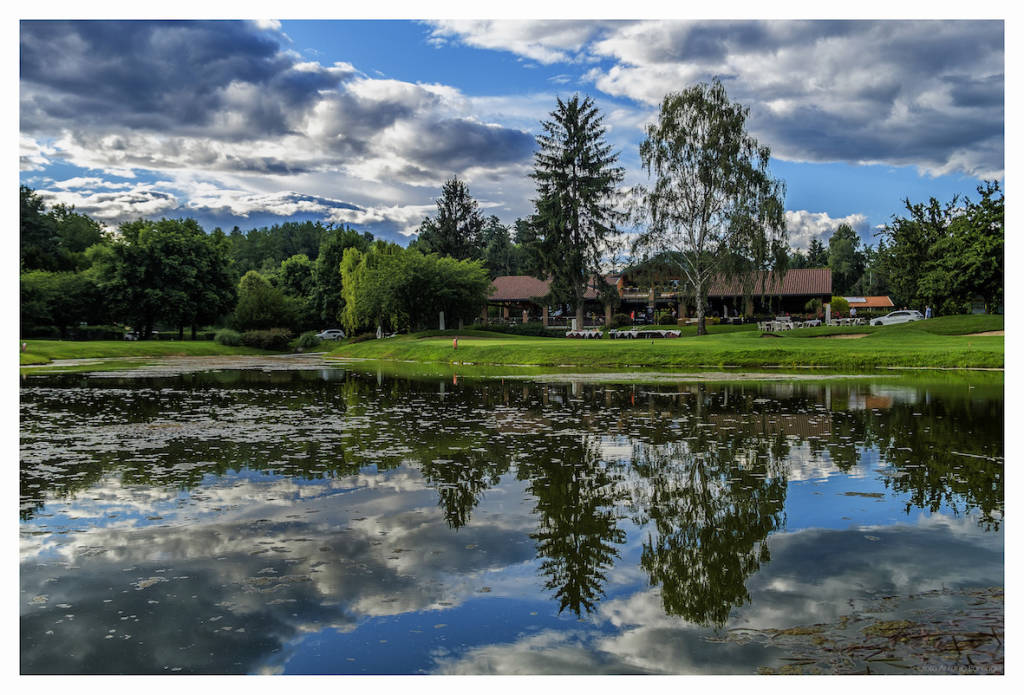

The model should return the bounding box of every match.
[413,176,485,260]
[531,94,624,328]
[522,435,625,616]
[512,217,545,277]
[277,254,314,297]
[20,186,58,271]
[50,204,104,270]
[806,238,828,267]
[877,182,1003,313]
[94,218,235,338]
[20,270,108,336]
[341,245,492,334]
[827,223,865,294]
[481,215,524,278]
[311,226,372,326]
[233,270,294,330]
[633,79,787,335]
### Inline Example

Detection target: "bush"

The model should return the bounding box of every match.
[830,296,850,315]
[348,332,377,344]
[611,313,631,328]
[654,311,674,326]
[240,328,292,351]
[23,325,62,339]
[214,328,242,346]
[68,325,125,341]
[477,321,562,338]
[296,331,321,349]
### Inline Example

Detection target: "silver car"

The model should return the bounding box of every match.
[870,310,924,326]
[315,329,346,340]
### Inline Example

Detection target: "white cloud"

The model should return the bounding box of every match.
[327,204,436,236]
[431,19,1004,179]
[427,20,615,65]
[785,210,868,251]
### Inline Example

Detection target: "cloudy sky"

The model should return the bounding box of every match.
[18,16,1004,251]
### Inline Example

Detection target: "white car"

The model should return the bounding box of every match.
[870,310,924,326]
[315,329,346,340]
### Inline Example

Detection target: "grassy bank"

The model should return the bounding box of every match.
[329,315,1003,370]
[19,340,275,366]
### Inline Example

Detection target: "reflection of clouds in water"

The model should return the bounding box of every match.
[431,513,1002,675]
[20,467,540,673]
[430,618,777,675]
[432,630,647,675]
[783,440,876,482]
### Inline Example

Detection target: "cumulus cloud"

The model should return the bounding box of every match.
[431,19,1004,179]
[427,20,618,64]
[36,182,181,222]
[785,210,868,251]
[19,134,55,171]
[19,20,537,233]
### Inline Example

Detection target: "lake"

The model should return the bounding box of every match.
[19,362,1004,674]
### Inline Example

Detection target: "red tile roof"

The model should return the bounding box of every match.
[707,269,832,297]
[489,275,615,302]
[843,295,894,308]
[489,275,551,302]
[490,269,831,302]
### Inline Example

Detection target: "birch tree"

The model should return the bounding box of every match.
[634,80,786,334]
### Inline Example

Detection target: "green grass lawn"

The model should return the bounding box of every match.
[18,340,275,365]
[329,315,1003,370]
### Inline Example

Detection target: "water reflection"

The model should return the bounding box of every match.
[523,435,625,616]
[20,368,1003,674]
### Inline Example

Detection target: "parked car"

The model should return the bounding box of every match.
[315,329,346,340]
[123,332,138,341]
[870,310,924,326]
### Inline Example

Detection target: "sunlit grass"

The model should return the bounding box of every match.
[330,315,1003,370]
[19,340,274,365]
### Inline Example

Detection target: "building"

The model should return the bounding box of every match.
[486,275,619,326]
[842,296,894,313]
[616,268,833,318]
[487,268,833,325]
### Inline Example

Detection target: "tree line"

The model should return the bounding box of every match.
[20,79,1003,340]
[786,180,1003,314]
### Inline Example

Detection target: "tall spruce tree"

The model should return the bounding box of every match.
[414,176,485,260]
[531,95,624,328]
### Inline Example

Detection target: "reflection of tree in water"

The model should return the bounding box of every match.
[420,449,510,529]
[868,397,1003,531]
[629,406,789,627]
[520,435,626,616]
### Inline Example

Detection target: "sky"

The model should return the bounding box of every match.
[17,16,1005,253]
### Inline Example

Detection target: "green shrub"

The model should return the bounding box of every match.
[240,329,292,351]
[654,311,674,326]
[830,296,850,315]
[476,321,561,338]
[611,313,631,328]
[69,325,125,341]
[296,331,321,349]
[24,325,61,339]
[214,328,242,346]
[348,332,377,344]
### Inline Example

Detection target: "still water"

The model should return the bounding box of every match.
[20,364,1003,674]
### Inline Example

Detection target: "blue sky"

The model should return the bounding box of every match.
[19,19,1003,251]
